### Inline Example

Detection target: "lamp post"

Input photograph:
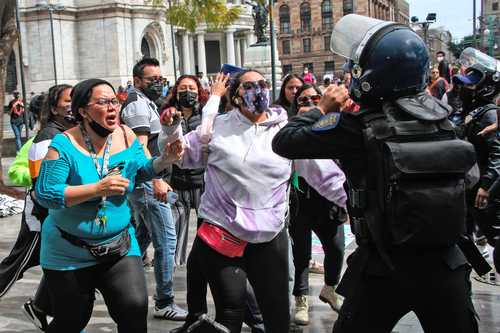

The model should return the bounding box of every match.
[268,0,277,101]
[167,0,178,81]
[36,1,65,85]
[15,0,29,139]
[411,13,437,51]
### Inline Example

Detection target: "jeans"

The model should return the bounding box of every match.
[188,228,290,333]
[129,181,177,307]
[43,256,148,333]
[11,121,23,151]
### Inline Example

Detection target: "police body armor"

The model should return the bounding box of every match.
[349,93,476,255]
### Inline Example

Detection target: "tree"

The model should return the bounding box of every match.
[448,35,474,59]
[151,0,243,33]
[0,0,23,199]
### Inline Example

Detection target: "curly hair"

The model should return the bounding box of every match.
[164,75,208,113]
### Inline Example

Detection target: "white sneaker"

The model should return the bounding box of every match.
[319,285,344,313]
[154,303,188,321]
[294,296,309,325]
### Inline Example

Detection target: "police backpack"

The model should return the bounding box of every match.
[354,93,476,250]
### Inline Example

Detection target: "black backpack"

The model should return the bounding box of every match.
[351,94,476,250]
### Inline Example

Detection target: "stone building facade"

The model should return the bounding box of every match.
[481,0,500,57]
[8,0,257,97]
[274,0,407,80]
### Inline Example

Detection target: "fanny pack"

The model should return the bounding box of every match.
[197,222,247,258]
[58,227,131,263]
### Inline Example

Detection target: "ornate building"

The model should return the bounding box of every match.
[274,0,408,80]
[7,0,257,96]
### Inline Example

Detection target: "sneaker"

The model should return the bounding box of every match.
[154,303,188,321]
[319,285,344,313]
[22,299,48,332]
[474,271,500,286]
[309,260,325,274]
[294,296,309,326]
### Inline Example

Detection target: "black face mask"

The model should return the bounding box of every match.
[88,118,113,137]
[178,91,198,109]
[143,81,163,101]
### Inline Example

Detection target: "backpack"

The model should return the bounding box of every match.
[353,94,476,250]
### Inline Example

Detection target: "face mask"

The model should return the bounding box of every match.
[178,91,198,108]
[437,56,444,62]
[241,86,269,114]
[143,81,163,101]
[58,105,76,124]
[88,117,113,137]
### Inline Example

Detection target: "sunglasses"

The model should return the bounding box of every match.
[241,80,268,90]
[297,94,321,106]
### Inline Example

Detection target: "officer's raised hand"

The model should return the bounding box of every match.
[317,84,349,114]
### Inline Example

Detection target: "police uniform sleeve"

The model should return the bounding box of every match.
[272,108,364,160]
[479,109,500,189]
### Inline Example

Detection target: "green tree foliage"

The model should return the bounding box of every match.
[150,0,243,33]
[448,35,474,59]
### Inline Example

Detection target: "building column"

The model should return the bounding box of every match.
[189,34,196,73]
[226,29,236,65]
[241,38,248,65]
[196,31,207,75]
[235,38,242,66]
[246,30,255,47]
[181,31,191,74]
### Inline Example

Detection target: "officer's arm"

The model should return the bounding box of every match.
[272,108,363,160]
[480,110,500,190]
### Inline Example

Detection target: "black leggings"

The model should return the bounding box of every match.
[43,256,148,333]
[187,228,290,333]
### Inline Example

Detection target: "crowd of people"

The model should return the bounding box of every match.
[0,12,499,333]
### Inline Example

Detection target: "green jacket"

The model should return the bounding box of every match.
[8,137,33,187]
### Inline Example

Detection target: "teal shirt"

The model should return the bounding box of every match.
[36,134,156,270]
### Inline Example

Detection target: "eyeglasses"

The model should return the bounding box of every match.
[241,80,268,90]
[142,76,163,83]
[297,94,321,106]
[88,98,120,108]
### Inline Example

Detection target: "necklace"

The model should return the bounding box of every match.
[80,123,113,228]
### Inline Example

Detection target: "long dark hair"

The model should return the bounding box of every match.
[40,84,72,128]
[166,75,208,111]
[274,74,304,109]
[290,83,322,116]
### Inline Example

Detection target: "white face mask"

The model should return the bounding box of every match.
[437,56,444,62]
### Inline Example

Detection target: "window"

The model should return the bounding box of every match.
[324,35,331,50]
[321,0,333,31]
[304,63,314,73]
[282,40,291,55]
[283,64,293,75]
[324,61,335,73]
[493,2,499,10]
[303,38,312,53]
[279,5,291,33]
[300,2,311,33]
[343,0,353,14]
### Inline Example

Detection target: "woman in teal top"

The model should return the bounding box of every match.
[35,79,182,333]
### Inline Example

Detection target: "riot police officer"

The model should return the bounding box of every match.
[272,14,478,333]
[454,48,500,274]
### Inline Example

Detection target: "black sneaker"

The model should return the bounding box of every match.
[22,299,48,332]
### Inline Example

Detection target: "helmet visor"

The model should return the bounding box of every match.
[330,14,395,63]
[460,47,500,73]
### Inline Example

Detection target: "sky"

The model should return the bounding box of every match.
[409,0,481,41]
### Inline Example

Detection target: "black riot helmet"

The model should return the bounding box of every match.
[330,14,429,106]
[453,47,500,110]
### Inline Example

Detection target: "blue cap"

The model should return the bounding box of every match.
[453,71,482,85]
[221,64,245,77]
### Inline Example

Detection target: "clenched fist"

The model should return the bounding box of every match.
[95,175,130,197]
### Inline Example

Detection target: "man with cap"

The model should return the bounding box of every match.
[272,14,478,333]
[9,91,25,151]
[120,57,187,320]
[454,47,500,276]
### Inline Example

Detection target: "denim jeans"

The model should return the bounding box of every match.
[11,121,24,151]
[129,181,177,308]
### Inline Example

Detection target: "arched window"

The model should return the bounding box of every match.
[279,5,291,34]
[300,2,311,33]
[321,0,333,30]
[141,37,151,58]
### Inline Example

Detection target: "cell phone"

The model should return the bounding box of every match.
[106,162,125,177]
[220,64,245,77]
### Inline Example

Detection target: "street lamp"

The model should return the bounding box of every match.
[36,1,65,85]
[411,13,437,50]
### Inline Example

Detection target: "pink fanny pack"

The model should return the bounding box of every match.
[197,222,248,258]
